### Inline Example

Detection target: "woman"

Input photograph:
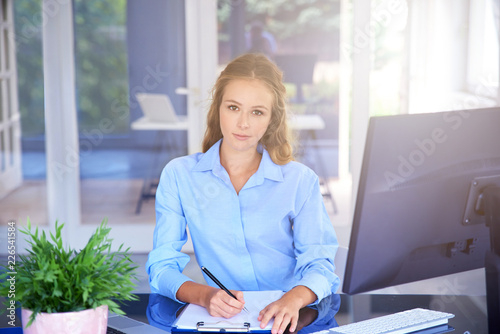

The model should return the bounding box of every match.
[146,53,339,334]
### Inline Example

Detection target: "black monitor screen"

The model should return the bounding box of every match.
[343,107,500,294]
[274,54,316,85]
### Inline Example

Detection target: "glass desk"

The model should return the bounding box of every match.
[0,293,488,333]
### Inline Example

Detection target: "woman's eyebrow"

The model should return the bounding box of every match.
[223,99,241,105]
[251,104,270,111]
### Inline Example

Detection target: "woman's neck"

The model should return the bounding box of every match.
[219,145,261,176]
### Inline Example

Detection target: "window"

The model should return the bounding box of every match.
[467,0,499,103]
[14,0,44,139]
[405,0,499,114]
[74,0,128,135]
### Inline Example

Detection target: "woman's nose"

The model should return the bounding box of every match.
[237,112,250,129]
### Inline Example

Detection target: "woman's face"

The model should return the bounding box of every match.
[219,79,273,154]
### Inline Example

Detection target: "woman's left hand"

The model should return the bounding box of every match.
[258,286,317,334]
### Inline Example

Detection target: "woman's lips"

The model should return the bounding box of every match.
[233,133,250,140]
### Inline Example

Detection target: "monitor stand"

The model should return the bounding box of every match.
[295,84,305,104]
[482,185,500,334]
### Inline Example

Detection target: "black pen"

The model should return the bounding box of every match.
[201,266,249,314]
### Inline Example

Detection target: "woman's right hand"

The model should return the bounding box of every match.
[204,288,246,318]
[176,281,246,318]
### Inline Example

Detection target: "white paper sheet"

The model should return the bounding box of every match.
[174,290,285,331]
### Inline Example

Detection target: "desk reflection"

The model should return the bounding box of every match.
[146,293,341,333]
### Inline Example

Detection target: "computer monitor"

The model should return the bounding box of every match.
[274,54,316,103]
[342,107,500,332]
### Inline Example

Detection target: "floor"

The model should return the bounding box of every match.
[0,179,156,227]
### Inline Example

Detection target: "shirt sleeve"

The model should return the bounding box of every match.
[145,163,193,302]
[291,172,340,303]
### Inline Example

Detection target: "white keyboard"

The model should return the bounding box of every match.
[328,308,454,334]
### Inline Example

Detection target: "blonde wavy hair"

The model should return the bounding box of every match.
[202,53,294,165]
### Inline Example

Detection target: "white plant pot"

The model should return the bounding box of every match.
[21,305,108,334]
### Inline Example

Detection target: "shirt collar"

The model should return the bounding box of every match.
[192,139,222,172]
[192,139,284,183]
[257,148,284,183]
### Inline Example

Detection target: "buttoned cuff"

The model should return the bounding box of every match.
[151,269,193,303]
[293,271,339,304]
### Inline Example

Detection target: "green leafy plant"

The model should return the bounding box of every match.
[0,218,138,327]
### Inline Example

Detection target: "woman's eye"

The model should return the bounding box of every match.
[253,110,263,116]
[228,105,238,111]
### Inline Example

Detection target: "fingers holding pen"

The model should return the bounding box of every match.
[226,289,246,310]
[206,288,246,318]
[232,289,246,304]
[201,267,248,316]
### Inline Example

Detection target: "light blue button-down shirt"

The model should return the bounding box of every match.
[146,139,339,303]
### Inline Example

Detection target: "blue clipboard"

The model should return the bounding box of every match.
[171,291,284,333]
[172,321,271,333]
[0,328,23,334]
[172,321,253,333]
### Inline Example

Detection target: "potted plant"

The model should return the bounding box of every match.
[1,218,138,333]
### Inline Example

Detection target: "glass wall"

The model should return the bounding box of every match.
[4,1,189,243]
[74,1,187,226]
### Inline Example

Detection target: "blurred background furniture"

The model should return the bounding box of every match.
[274,54,317,104]
[132,93,188,214]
